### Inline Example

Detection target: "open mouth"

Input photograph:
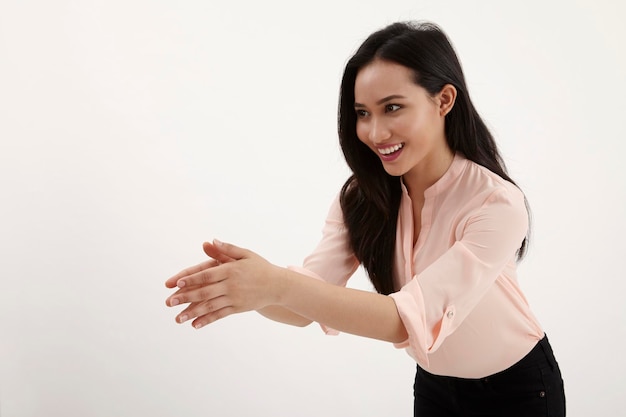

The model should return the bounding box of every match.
[378,143,404,156]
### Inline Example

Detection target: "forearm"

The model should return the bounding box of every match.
[257,306,312,327]
[275,267,408,343]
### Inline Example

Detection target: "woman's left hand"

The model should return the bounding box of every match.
[165,239,283,329]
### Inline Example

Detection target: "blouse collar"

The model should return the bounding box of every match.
[400,153,468,199]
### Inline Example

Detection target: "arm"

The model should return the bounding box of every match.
[255,268,406,340]
[276,266,407,343]
[165,240,407,344]
[256,306,312,327]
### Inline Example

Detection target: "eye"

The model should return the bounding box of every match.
[385,104,401,113]
[355,109,369,118]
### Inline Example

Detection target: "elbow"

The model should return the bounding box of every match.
[292,318,313,328]
[390,331,409,344]
[385,323,409,344]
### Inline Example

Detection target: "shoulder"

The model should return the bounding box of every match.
[436,158,527,229]
[456,158,525,206]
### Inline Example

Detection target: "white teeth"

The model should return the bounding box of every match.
[378,143,404,155]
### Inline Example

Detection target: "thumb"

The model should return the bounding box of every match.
[211,239,249,260]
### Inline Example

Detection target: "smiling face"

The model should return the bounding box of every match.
[354,59,455,189]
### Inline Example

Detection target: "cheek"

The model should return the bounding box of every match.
[419,108,444,134]
[396,113,435,138]
[392,118,419,137]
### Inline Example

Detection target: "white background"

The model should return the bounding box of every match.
[1,1,625,416]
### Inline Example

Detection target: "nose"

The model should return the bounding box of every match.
[367,117,391,143]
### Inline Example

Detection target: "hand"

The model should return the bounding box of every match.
[165,239,283,329]
[164,241,235,289]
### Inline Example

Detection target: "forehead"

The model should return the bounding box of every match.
[354,60,417,101]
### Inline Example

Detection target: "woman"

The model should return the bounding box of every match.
[165,21,566,416]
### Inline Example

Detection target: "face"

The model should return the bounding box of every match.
[354,59,454,182]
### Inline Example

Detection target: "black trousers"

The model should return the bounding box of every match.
[414,335,566,417]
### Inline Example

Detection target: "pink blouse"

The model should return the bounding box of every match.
[291,154,544,378]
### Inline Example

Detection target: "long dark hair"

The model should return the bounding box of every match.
[338,21,529,295]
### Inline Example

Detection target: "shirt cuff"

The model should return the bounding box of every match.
[389,277,457,367]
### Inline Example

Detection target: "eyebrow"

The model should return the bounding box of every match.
[354,94,407,108]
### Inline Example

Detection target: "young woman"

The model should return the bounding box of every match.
[165,21,566,416]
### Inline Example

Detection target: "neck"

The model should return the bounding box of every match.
[402,150,454,202]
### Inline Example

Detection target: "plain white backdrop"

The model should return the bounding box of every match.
[1,1,625,416]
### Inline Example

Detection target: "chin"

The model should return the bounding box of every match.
[385,169,405,177]
[382,166,406,177]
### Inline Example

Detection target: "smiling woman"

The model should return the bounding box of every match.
[354,60,456,193]
[165,21,566,417]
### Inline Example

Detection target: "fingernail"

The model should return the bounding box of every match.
[170,298,179,306]
[194,322,204,329]
[177,280,185,288]
[213,238,223,246]
[179,314,188,323]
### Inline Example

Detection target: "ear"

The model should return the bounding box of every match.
[437,84,457,117]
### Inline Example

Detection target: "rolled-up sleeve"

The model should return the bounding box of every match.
[389,187,529,366]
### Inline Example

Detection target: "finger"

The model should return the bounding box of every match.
[176,296,231,324]
[173,300,202,321]
[164,259,219,288]
[166,280,227,307]
[211,239,251,261]
[203,242,235,264]
[164,281,205,305]
[192,306,236,329]
[174,261,231,289]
